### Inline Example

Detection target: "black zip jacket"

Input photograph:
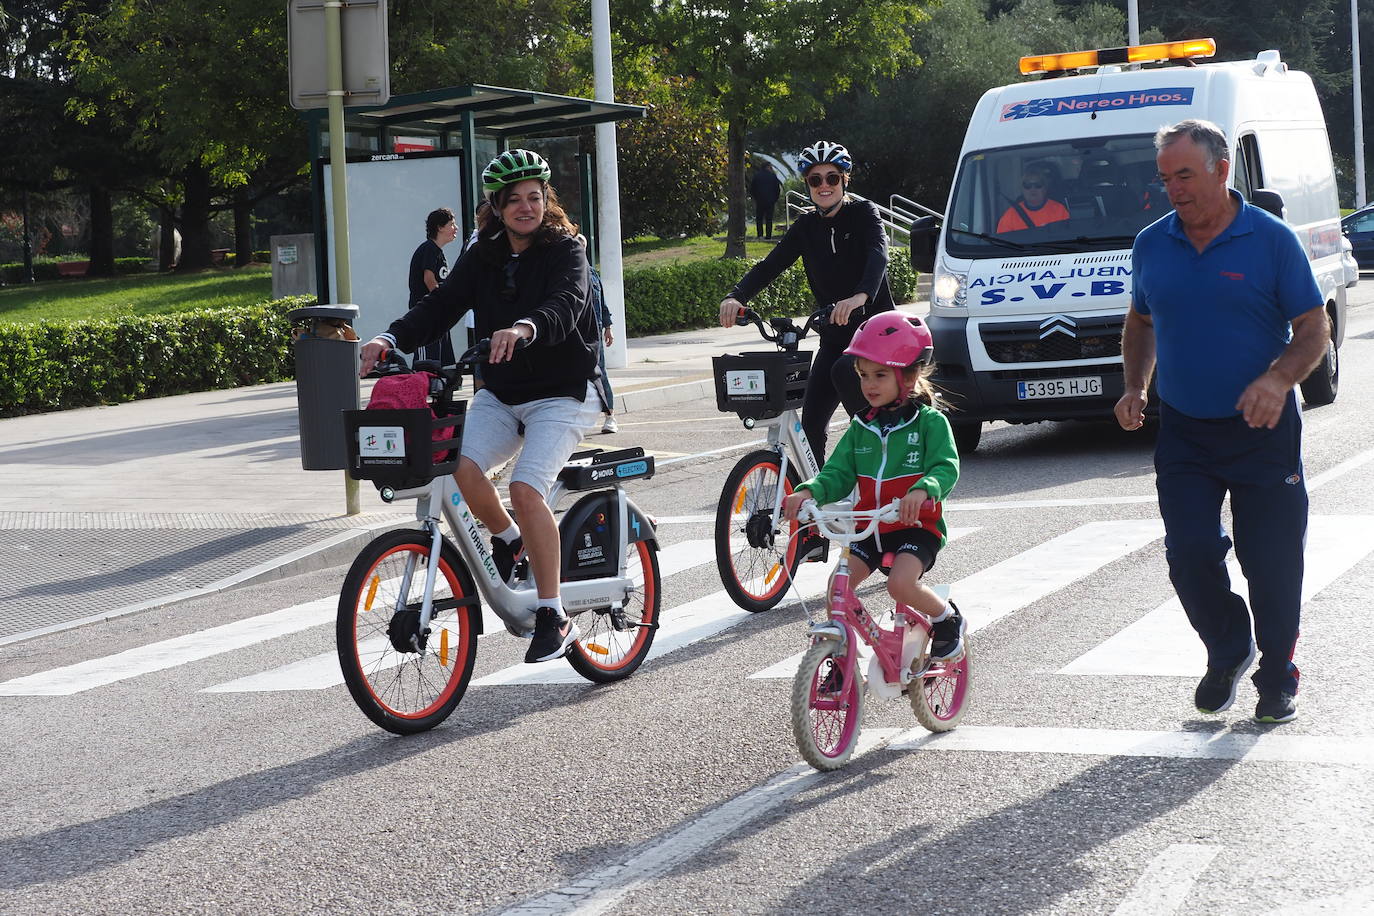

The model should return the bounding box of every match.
[728,198,895,344]
[384,232,597,404]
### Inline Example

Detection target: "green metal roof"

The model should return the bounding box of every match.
[302,83,646,137]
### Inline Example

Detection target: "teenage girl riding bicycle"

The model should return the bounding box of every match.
[782,312,966,661]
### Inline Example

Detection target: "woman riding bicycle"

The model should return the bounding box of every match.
[719,140,896,459]
[782,312,965,660]
[358,149,602,664]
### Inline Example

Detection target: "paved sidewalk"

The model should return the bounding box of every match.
[0,316,820,644]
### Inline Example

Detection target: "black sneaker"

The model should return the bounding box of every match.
[491,536,524,583]
[525,607,579,663]
[1254,690,1298,724]
[929,606,965,661]
[1194,644,1256,714]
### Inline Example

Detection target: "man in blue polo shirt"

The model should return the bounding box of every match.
[1115,119,1330,725]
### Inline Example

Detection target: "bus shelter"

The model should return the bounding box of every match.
[301,84,644,343]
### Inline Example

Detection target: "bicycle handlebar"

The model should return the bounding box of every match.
[798,499,902,544]
[736,304,834,352]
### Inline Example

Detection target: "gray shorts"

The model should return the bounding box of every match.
[460,382,602,500]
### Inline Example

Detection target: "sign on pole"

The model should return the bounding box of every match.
[288,0,390,110]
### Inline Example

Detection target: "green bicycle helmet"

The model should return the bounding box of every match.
[482,149,552,197]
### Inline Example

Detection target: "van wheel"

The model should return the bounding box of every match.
[951,420,982,454]
[1299,336,1338,406]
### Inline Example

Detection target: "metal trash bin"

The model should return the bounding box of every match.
[288,303,361,470]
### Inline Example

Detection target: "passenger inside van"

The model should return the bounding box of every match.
[996,164,1070,232]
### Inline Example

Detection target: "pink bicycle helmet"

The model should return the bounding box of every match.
[844,312,934,368]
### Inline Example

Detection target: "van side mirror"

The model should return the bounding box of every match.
[1251,188,1286,220]
[908,215,940,274]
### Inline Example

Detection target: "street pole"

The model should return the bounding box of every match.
[326,0,361,514]
[1355,0,1367,208]
[1127,0,1139,47]
[592,0,627,370]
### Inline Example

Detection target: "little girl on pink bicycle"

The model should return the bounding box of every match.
[782,311,964,661]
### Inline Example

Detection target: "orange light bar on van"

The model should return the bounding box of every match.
[1019,38,1216,75]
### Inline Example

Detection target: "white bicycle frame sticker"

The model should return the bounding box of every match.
[357,426,406,457]
[725,369,767,395]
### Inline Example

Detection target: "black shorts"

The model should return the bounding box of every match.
[850,527,941,575]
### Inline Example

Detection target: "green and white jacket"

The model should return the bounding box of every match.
[799,401,960,545]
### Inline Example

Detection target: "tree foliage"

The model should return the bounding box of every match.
[388,0,591,95]
[618,0,928,256]
[616,75,728,240]
[65,0,305,269]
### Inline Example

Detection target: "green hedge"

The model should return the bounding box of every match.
[0,295,311,416]
[620,250,918,335]
[0,248,919,414]
[0,257,153,283]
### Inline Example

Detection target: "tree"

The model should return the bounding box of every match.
[388,0,591,95]
[1,2,143,276]
[66,0,305,270]
[619,0,927,257]
[617,75,728,240]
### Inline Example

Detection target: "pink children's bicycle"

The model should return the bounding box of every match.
[790,500,973,771]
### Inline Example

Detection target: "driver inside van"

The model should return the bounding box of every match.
[997,164,1070,232]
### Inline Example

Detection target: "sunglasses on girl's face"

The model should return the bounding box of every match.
[807,173,843,188]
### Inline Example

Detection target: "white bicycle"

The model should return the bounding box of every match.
[712,305,834,612]
[337,344,662,734]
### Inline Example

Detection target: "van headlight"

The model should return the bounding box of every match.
[932,270,968,311]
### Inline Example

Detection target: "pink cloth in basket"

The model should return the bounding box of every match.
[366,372,456,463]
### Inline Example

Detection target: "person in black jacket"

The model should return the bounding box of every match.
[719,140,895,460]
[359,149,600,664]
[749,160,783,239]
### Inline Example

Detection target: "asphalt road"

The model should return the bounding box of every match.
[3,292,1373,915]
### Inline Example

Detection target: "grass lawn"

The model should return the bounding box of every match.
[623,234,782,269]
[0,235,758,326]
[0,265,274,326]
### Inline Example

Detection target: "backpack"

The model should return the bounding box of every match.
[366,372,457,463]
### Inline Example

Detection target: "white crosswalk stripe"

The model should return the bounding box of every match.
[202,539,718,694]
[0,505,1366,702]
[887,725,1374,766]
[470,528,980,687]
[1059,515,1374,677]
[749,519,1163,680]
[0,598,336,696]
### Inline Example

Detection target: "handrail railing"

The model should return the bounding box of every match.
[782,190,936,248]
[890,193,944,222]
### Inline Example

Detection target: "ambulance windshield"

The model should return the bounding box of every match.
[946,134,1166,258]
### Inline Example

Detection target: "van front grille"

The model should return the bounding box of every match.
[979,315,1123,363]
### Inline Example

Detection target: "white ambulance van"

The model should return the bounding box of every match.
[908,39,1346,453]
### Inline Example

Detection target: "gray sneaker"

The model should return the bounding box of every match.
[1254,690,1298,724]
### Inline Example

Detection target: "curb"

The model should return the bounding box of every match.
[616,375,714,414]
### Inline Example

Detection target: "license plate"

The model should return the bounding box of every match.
[1016,376,1102,400]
